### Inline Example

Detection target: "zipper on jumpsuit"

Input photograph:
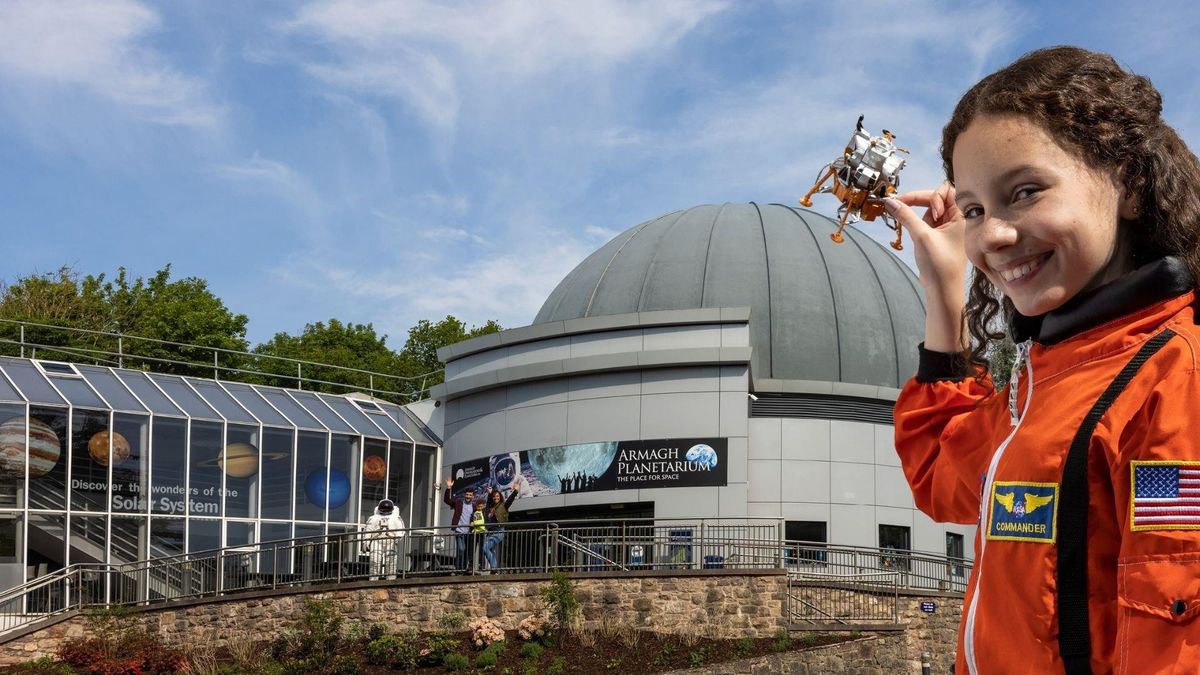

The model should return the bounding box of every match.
[965,339,1034,675]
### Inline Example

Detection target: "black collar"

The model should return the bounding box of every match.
[1010,257,1194,344]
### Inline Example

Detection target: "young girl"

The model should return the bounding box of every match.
[886,46,1200,675]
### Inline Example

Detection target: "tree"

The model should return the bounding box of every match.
[398,316,503,390]
[0,265,249,375]
[252,319,407,394]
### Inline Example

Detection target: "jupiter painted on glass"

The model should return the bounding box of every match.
[0,416,61,478]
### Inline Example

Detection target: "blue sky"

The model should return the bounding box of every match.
[2,0,1199,346]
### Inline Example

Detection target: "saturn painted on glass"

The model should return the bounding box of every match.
[197,442,287,478]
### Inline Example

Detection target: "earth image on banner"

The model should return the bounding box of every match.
[526,442,618,494]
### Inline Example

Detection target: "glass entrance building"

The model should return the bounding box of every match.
[0,356,440,593]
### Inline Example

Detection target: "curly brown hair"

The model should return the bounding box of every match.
[940,46,1200,377]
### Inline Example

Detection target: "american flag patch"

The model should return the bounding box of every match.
[1131,461,1200,531]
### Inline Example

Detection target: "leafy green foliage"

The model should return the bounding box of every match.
[734,635,755,657]
[365,634,419,667]
[540,571,580,632]
[546,656,567,674]
[688,647,707,667]
[519,642,544,660]
[267,598,346,670]
[0,264,501,401]
[0,265,250,375]
[443,653,470,671]
[771,628,793,652]
[988,334,1018,389]
[438,610,468,631]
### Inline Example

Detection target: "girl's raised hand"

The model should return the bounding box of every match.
[884,183,969,352]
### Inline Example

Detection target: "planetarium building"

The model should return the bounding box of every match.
[0,358,440,593]
[431,203,976,561]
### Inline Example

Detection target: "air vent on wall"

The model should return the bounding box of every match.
[749,393,894,425]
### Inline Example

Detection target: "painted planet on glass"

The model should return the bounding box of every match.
[362,454,387,481]
[196,442,286,478]
[0,416,61,478]
[305,467,350,509]
[526,442,617,492]
[88,430,131,467]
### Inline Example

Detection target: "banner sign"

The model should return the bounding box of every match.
[449,438,727,498]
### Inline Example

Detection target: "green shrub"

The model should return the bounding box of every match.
[797,632,817,646]
[519,642,544,660]
[475,649,499,669]
[734,635,755,657]
[367,622,388,641]
[540,571,579,632]
[439,611,468,630]
[771,628,793,652]
[426,631,461,659]
[12,656,73,675]
[444,653,470,671]
[366,632,421,668]
[688,648,707,667]
[215,666,246,675]
[330,654,360,675]
[547,656,567,675]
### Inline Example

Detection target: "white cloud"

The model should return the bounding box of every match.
[280,0,729,143]
[0,0,224,129]
[215,154,324,225]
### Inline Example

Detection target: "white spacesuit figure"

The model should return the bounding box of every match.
[362,499,405,580]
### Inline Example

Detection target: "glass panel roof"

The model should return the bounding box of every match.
[0,370,22,402]
[149,375,220,419]
[50,376,107,408]
[115,371,184,416]
[74,365,146,412]
[317,394,383,436]
[185,378,257,424]
[357,404,408,441]
[289,391,354,433]
[0,358,66,405]
[254,387,324,429]
[221,382,290,427]
[383,403,441,446]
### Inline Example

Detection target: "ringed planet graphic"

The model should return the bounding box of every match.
[0,416,61,478]
[362,454,387,481]
[196,442,287,478]
[88,430,131,467]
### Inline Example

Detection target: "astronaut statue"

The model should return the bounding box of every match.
[362,499,405,580]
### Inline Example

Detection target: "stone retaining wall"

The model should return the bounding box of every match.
[0,570,788,665]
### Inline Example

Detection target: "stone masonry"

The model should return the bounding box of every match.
[0,569,789,665]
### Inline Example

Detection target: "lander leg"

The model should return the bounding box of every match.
[799,166,835,208]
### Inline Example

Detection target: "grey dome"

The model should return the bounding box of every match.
[534,203,927,389]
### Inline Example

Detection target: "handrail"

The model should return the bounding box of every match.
[552,533,628,571]
[0,517,973,640]
[0,319,444,403]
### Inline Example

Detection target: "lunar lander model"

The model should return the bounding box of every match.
[799,115,909,250]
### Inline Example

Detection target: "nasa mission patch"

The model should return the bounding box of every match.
[986,481,1058,543]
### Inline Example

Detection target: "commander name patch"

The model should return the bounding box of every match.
[987,481,1058,543]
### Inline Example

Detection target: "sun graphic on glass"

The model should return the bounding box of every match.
[363,454,387,481]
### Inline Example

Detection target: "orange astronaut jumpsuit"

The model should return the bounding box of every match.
[894,258,1200,675]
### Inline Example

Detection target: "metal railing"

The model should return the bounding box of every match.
[0,518,973,640]
[0,318,441,404]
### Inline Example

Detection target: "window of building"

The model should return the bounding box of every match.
[785,521,827,565]
[879,524,911,571]
[70,409,110,512]
[946,532,965,577]
[360,439,388,523]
